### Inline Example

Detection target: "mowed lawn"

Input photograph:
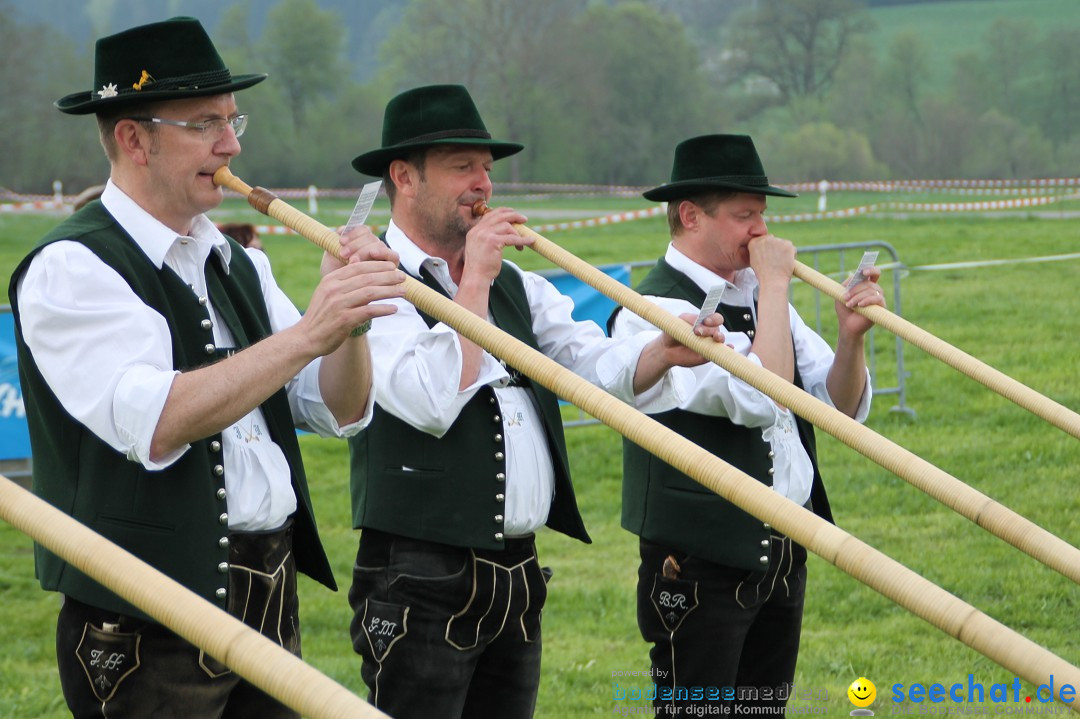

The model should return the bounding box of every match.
[2,197,1079,717]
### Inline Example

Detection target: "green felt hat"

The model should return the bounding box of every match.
[643,134,797,202]
[351,84,524,177]
[56,17,266,115]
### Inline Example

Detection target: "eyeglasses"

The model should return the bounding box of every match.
[127,114,248,140]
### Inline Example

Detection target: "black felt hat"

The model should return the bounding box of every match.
[56,16,266,115]
[643,134,797,202]
[351,84,524,177]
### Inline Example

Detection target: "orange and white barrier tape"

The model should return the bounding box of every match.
[533,193,1080,230]
[252,224,389,237]
[0,200,66,214]
[770,192,1080,222]
[5,178,1079,218]
[532,207,666,233]
[785,177,1080,193]
[886,195,1080,212]
[240,192,1077,239]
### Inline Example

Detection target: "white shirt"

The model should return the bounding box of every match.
[15,180,372,531]
[610,242,871,505]
[368,220,691,536]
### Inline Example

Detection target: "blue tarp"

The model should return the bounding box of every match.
[0,309,30,461]
[541,264,631,336]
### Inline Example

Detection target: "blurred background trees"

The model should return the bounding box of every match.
[2,0,1077,192]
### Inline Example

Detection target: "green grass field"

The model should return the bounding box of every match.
[2,196,1079,717]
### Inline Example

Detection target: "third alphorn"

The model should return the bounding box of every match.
[791,260,1080,439]
[470,200,1080,587]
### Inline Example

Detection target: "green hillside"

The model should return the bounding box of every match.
[867,0,1080,82]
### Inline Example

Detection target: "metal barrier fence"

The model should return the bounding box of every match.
[788,240,912,417]
[540,241,912,427]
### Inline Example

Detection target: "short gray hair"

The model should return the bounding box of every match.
[95,102,162,161]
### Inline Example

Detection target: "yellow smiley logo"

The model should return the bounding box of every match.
[848,677,877,708]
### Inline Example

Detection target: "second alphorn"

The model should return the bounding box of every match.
[470,201,1080,587]
[213,166,1080,705]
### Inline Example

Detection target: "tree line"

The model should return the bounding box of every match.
[2,0,1078,194]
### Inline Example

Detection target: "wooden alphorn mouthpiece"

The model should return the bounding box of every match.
[471,200,491,217]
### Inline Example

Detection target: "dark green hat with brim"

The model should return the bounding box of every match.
[643,134,797,202]
[55,17,266,115]
[351,84,524,177]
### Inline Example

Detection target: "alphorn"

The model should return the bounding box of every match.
[470,201,1080,586]
[214,166,1080,704]
[790,261,1080,440]
[0,475,389,719]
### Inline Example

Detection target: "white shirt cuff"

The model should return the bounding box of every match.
[114,366,187,470]
[290,356,374,438]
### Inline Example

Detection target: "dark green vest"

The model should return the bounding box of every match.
[7,201,335,621]
[349,262,589,549]
[608,258,832,570]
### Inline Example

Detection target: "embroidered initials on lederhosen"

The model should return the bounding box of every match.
[75,624,142,702]
[649,574,699,633]
[361,599,408,661]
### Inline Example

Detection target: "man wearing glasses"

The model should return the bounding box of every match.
[8,17,404,717]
